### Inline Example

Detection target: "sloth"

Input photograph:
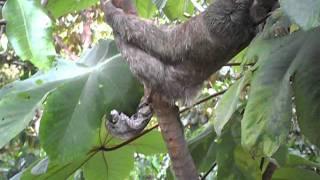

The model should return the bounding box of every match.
[100,0,278,139]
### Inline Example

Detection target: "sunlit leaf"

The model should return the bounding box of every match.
[163,0,194,21]
[135,0,157,18]
[3,0,55,69]
[0,61,82,149]
[46,0,98,18]
[215,72,251,135]
[0,40,141,149]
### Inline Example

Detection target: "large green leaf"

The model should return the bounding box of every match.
[19,130,164,179]
[291,35,320,147]
[82,130,165,180]
[132,131,167,155]
[241,36,295,157]
[19,149,134,180]
[46,0,157,19]
[46,0,98,18]
[215,72,251,135]
[19,157,88,180]
[241,27,320,157]
[40,43,143,163]
[3,0,56,69]
[163,0,194,21]
[83,149,134,180]
[0,61,82,149]
[273,146,320,169]
[0,40,140,149]
[280,0,320,30]
[188,126,217,173]
[272,167,320,180]
[83,128,166,180]
[217,113,262,180]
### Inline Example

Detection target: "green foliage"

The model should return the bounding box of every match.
[273,146,320,169]
[83,149,134,180]
[216,113,262,180]
[5,40,166,179]
[215,72,251,135]
[130,154,169,179]
[189,126,217,172]
[0,40,140,149]
[21,157,88,180]
[133,131,167,155]
[292,38,320,147]
[272,168,320,180]
[163,0,194,21]
[242,27,320,156]
[19,131,166,180]
[46,0,98,18]
[280,0,320,30]
[3,0,56,70]
[40,41,143,163]
[1,0,320,179]
[134,0,157,18]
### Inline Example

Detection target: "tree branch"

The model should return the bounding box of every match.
[225,63,255,67]
[201,162,217,180]
[0,19,6,26]
[262,162,277,180]
[152,93,199,179]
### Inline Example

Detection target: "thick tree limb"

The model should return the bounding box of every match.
[152,94,199,179]
[262,162,278,180]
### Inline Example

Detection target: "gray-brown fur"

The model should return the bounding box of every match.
[103,0,256,104]
[101,0,278,139]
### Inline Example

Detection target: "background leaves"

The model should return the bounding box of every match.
[281,0,320,30]
[1,0,320,179]
[3,0,56,69]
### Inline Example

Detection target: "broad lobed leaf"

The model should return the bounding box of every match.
[242,27,320,157]
[39,40,143,163]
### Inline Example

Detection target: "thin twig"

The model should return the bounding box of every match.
[201,162,217,180]
[180,89,227,114]
[225,63,255,67]
[95,124,159,152]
